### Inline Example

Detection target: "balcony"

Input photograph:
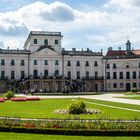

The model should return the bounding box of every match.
[82,76,104,80]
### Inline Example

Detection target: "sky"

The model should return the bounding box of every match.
[0,0,140,52]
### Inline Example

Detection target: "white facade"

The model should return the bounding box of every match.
[0,31,140,92]
[104,58,140,91]
[0,31,104,92]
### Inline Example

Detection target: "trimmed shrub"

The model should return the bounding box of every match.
[68,99,86,114]
[3,90,14,99]
[131,88,137,93]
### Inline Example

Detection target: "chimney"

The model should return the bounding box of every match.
[72,48,76,51]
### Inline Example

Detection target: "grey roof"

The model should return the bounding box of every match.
[30,31,62,36]
[62,49,103,56]
[0,49,30,54]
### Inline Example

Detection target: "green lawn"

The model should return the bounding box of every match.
[0,132,139,140]
[0,98,140,119]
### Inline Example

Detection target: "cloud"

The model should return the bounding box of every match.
[104,0,140,11]
[0,22,29,36]
[0,0,140,51]
[41,2,75,22]
[0,41,5,48]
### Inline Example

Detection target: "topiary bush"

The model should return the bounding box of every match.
[131,88,137,93]
[3,90,15,99]
[68,99,86,114]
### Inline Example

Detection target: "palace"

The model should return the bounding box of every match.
[0,31,140,93]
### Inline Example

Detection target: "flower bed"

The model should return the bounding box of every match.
[11,98,27,101]
[0,98,5,102]
[10,97,41,102]
[26,97,40,101]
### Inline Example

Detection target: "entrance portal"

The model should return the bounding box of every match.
[126,83,131,91]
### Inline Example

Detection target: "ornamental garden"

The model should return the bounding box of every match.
[0,90,140,138]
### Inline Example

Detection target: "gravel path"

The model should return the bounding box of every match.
[16,93,140,105]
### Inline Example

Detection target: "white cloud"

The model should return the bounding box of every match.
[5,39,20,49]
[0,41,5,48]
[0,0,140,51]
[104,0,140,11]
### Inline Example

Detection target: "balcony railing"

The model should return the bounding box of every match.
[82,76,104,80]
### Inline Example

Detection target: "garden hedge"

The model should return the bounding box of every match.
[0,126,140,136]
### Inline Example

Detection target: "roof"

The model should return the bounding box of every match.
[62,50,103,56]
[132,50,140,55]
[0,49,30,54]
[106,50,127,56]
[105,49,140,59]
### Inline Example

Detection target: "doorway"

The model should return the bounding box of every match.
[126,83,131,91]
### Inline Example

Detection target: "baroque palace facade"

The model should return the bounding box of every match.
[0,31,140,93]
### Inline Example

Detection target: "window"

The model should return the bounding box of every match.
[139,71,140,79]
[94,61,98,66]
[113,72,117,79]
[139,63,140,68]
[44,70,48,77]
[21,60,25,66]
[86,71,89,78]
[44,60,48,65]
[1,71,5,79]
[44,39,48,45]
[120,83,123,88]
[95,71,98,78]
[33,70,38,77]
[133,83,137,88]
[126,65,129,68]
[106,64,110,69]
[133,71,136,79]
[119,72,123,79]
[1,59,5,65]
[55,70,59,76]
[76,61,80,66]
[34,39,37,44]
[34,60,37,65]
[67,60,71,66]
[113,83,117,88]
[85,61,89,66]
[11,60,15,65]
[67,71,71,79]
[77,71,80,79]
[113,63,116,69]
[55,60,59,65]
[126,72,130,79]
[21,71,25,79]
[55,39,58,45]
[106,72,110,79]
[11,71,15,79]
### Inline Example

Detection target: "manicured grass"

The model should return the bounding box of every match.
[0,98,140,119]
[0,132,139,140]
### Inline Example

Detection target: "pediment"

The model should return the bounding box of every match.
[118,63,137,69]
[31,47,61,57]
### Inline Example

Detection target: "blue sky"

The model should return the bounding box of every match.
[0,0,140,52]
